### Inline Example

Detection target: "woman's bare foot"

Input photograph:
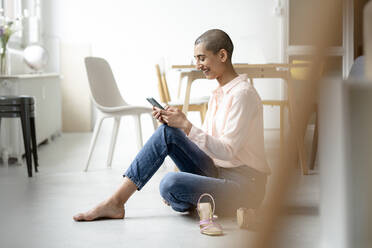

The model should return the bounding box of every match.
[73,198,125,221]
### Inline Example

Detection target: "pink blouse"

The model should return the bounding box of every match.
[188,74,271,174]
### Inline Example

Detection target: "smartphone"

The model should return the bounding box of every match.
[146,97,165,110]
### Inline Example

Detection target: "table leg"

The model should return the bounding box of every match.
[177,73,186,99]
[182,77,192,114]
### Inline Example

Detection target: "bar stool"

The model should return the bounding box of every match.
[0,96,39,177]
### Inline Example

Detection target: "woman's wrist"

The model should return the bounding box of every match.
[183,120,192,135]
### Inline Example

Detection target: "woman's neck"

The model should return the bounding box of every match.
[216,64,239,87]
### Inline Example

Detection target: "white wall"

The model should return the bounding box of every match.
[42,0,284,128]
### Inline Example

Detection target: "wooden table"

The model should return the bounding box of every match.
[171,63,290,113]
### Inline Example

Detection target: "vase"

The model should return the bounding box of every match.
[0,49,10,75]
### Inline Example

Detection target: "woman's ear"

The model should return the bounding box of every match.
[219,49,228,62]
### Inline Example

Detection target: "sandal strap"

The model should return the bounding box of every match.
[197,193,216,216]
[199,219,212,225]
[200,221,223,232]
[199,216,218,225]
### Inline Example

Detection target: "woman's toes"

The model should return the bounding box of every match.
[73,213,85,221]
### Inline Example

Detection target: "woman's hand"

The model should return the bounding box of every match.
[154,106,192,135]
[152,106,166,124]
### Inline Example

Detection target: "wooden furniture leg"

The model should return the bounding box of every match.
[310,111,318,170]
[280,102,285,163]
[287,79,309,175]
[182,77,192,114]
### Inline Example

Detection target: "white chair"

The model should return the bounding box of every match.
[84,57,157,171]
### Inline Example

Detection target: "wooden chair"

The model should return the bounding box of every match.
[155,64,208,123]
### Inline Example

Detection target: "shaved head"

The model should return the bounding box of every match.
[194,29,234,60]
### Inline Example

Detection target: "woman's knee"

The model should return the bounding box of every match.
[159,172,192,212]
[153,124,166,138]
[159,172,180,197]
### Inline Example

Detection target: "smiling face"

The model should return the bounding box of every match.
[193,42,227,80]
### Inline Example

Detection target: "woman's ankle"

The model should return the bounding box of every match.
[107,196,124,208]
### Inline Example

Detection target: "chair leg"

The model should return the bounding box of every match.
[297,134,309,175]
[310,113,318,170]
[133,115,143,150]
[199,110,203,123]
[0,117,5,166]
[30,116,39,173]
[20,104,33,177]
[84,116,105,172]
[199,104,207,124]
[0,117,1,153]
[288,99,309,175]
[280,103,284,163]
[106,117,121,168]
[199,110,205,124]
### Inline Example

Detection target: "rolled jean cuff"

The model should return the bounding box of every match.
[123,173,143,191]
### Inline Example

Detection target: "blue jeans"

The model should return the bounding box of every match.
[124,125,267,215]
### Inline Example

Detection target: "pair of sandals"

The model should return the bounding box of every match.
[198,196,259,234]
[162,193,223,236]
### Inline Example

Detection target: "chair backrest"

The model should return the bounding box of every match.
[155,64,171,104]
[85,57,127,108]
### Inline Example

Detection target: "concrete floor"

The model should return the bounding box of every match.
[0,118,320,248]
